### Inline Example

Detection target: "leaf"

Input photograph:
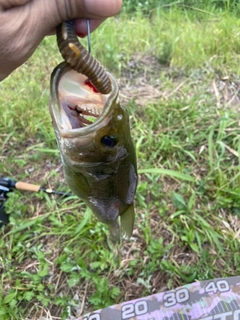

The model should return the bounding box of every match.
[208,126,214,170]
[38,268,49,277]
[139,168,195,182]
[190,243,199,253]
[9,299,17,308]
[172,192,187,209]
[74,207,92,235]
[8,218,44,234]
[3,291,16,304]
[23,291,35,302]
[60,263,80,273]
[90,261,102,270]
[110,286,120,298]
[68,275,80,288]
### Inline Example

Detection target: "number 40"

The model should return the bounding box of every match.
[205,280,230,294]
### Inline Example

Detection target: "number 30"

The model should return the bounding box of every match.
[163,288,190,307]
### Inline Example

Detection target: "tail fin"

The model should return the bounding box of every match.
[120,204,135,239]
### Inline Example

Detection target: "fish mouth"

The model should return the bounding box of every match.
[59,72,107,129]
[50,62,118,137]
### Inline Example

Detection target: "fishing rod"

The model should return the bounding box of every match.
[0,177,73,227]
[0,177,72,197]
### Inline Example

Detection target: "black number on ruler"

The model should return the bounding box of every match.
[122,300,148,319]
[163,288,190,307]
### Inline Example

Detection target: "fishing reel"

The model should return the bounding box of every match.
[0,182,10,227]
[0,177,72,228]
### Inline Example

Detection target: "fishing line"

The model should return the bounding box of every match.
[86,19,91,54]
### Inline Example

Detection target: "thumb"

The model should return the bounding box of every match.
[36,0,122,34]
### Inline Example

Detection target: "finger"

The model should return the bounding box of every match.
[83,0,122,17]
[0,0,30,10]
[74,18,105,37]
[46,18,105,36]
[39,0,122,32]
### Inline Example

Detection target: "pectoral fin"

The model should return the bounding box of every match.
[120,204,135,239]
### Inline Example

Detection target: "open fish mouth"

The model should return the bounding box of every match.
[54,20,113,133]
[50,63,119,140]
[56,68,111,131]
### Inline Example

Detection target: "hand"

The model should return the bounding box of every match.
[0,0,122,81]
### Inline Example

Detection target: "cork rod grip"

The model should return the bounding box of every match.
[15,181,40,192]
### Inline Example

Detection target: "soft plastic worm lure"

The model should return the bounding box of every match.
[56,20,111,94]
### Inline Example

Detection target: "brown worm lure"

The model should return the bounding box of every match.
[56,20,112,94]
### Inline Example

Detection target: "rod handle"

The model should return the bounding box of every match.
[15,181,40,192]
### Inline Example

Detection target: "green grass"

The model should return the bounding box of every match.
[122,0,240,14]
[0,4,240,319]
[92,8,240,74]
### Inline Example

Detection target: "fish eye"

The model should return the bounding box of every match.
[100,136,117,147]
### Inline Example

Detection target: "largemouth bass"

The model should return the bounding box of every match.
[49,21,138,242]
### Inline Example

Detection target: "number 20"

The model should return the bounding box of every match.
[122,300,148,319]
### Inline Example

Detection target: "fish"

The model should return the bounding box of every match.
[49,21,138,242]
